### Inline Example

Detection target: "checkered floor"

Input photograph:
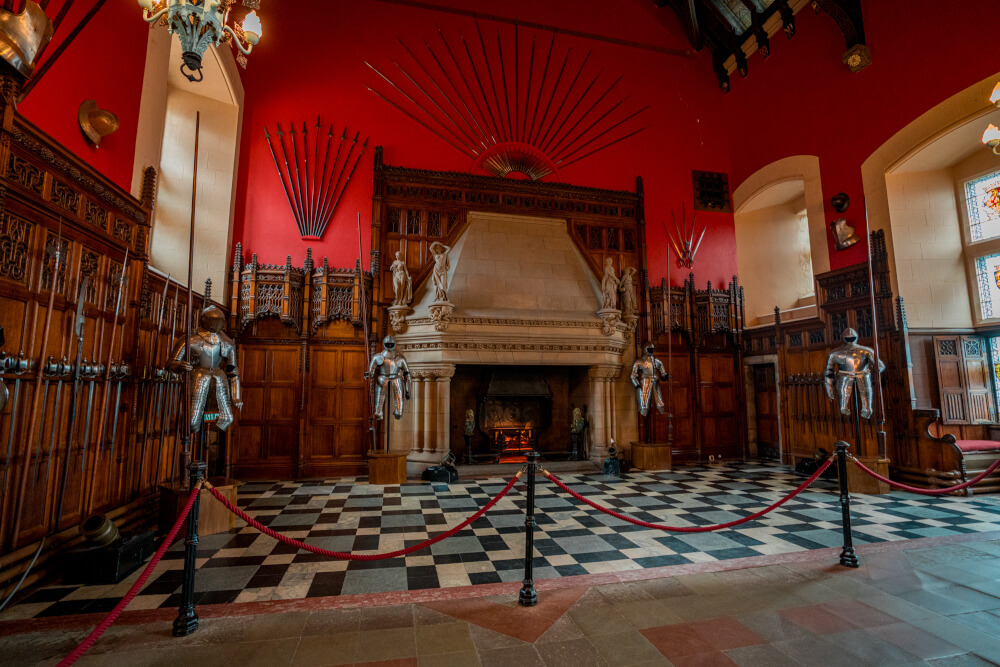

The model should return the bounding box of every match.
[6,461,1000,620]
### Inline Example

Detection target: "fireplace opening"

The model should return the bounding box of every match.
[450,365,591,463]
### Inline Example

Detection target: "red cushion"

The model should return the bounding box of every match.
[955,440,1000,453]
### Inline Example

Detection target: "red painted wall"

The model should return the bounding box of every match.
[17,1,149,192]
[722,1,1000,270]
[232,0,736,288]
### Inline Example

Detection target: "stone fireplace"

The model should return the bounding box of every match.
[394,212,638,473]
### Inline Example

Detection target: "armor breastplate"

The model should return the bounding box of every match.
[634,356,659,378]
[193,333,224,369]
[375,354,404,377]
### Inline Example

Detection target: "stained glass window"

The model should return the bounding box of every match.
[964,170,1000,242]
[974,252,1000,319]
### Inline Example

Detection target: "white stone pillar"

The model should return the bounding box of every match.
[588,365,621,464]
[410,376,425,456]
[406,364,455,474]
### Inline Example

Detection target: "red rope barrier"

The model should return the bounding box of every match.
[543,459,833,533]
[57,484,202,667]
[851,455,1000,495]
[205,473,521,560]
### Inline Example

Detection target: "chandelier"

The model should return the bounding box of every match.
[138,0,262,82]
[981,82,1000,155]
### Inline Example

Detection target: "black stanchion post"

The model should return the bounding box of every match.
[519,451,538,607]
[173,460,206,637]
[834,440,859,568]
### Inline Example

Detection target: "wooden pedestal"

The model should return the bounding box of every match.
[630,442,673,472]
[846,457,891,495]
[368,450,408,484]
[159,477,240,541]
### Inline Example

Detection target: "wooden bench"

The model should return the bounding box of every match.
[892,409,1000,495]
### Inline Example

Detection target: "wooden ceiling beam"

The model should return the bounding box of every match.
[811,0,870,71]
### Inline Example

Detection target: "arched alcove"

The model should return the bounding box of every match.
[732,156,826,326]
[131,32,245,293]
[863,72,1000,329]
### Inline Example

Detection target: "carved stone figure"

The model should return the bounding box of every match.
[464,408,476,436]
[390,251,412,306]
[365,335,410,420]
[429,241,451,302]
[601,258,619,310]
[630,340,669,417]
[619,266,637,318]
[570,407,586,435]
[168,304,242,432]
[569,406,586,461]
[824,327,885,419]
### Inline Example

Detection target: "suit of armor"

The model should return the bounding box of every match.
[168,305,241,432]
[825,328,885,419]
[630,341,669,417]
[366,336,410,420]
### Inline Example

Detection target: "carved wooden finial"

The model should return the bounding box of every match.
[204,277,212,301]
[304,247,314,271]
[141,166,158,209]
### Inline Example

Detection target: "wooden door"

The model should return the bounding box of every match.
[753,364,780,460]
[303,345,368,477]
[698,353,741,460]
[232,345,300,478]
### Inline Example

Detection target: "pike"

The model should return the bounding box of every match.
[161,284,180,485]
[288,123,308,237]
[76,359,99,478]
[323,137,369,231]
[39,364,66,485]
[402,39,487,148]
[521,32,536,142]
[366,61,477,156]
[559,125,648,170]
[275,124,305,232]
[475,22,509,142]
[301,121,313,237]
[537,50,593,154]
[29,372,50,483]
[308,116,324,235]
[531,44,569,146]
[265,128,303,237]
[392,58,481,153]
[53,273,88,527]
[357,214,376,453]
[541,69,602,155]
[312,126,345,238]
[459,30,503,143]
[556,105,650,164]
[548,75,623,157]
[97,248,129,463]
[9,219,64,549]
[149,276,172,486]
[436,29,497,144]
[496,27,513,143]
[367,87,470,158]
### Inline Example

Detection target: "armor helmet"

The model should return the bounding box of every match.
[642,340,655,355]
[383,335,396,351]
[841,328,859,344]
[200,305,226,333]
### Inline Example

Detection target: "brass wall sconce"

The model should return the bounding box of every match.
[78,100,119,146]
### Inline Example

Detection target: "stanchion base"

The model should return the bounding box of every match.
[172,611,199,637]
[518,583,537,607]
[839,547,860,568]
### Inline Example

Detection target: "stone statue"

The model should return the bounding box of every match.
[619,266,637,318]
[168,304,242,432]
[630,340,669,417]
[365,335,410,420]
[390,251,412,306]
[569,406,586,461]
[429,241,451,302]
[570,407,586,435]
[825,327,885,419]
[464,408,476,436]
[601,258,619,310]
